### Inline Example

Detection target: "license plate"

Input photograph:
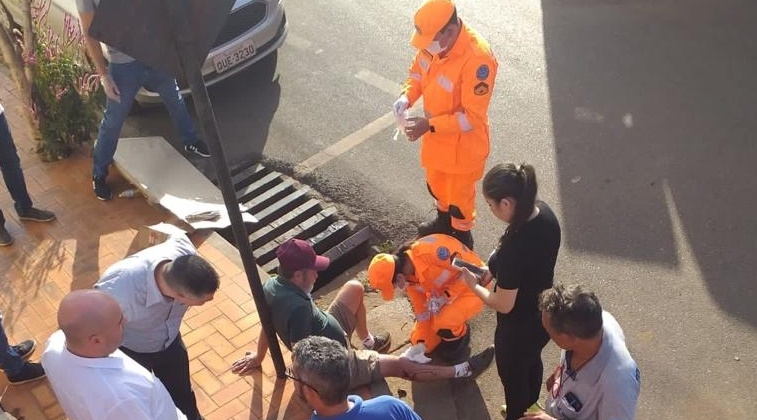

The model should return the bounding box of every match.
[213,40,256,73]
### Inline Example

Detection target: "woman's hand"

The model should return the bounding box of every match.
[460,267,480,289]
[231,351,263,375]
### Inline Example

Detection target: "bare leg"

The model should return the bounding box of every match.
[377,355,457,381]
[331,280,369,341]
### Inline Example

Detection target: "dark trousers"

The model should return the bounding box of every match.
[495,319,550,420]
[121,335,201,420]
[0,113,33,226]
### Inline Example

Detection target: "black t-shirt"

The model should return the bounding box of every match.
[488,201,561,323]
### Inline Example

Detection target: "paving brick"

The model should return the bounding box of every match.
[185,305,223,329]
[31,382,58,408]
[203,331,237,358]
[212,314,242,340]
[194,385,219,415]
[198,349,229,377]
[216,297,249,322]
[211,377,252,407]
[183,323,217,348]
[193,367,224,396]
[205,396,249,420]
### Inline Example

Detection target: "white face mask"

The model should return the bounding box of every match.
[425,40,443,55]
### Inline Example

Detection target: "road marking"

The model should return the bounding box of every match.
[285,33,313,50]
[293,69,426,176]
[294,111,396,177]
[354,69,402,96]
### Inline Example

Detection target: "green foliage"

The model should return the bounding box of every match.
[30,0,103,161]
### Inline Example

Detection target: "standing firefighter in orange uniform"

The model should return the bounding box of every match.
[368,234,486,363]
[395,0,498,250]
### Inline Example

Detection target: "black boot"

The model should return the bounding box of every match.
[450,228,474,250]
[432,328,471,364]
[417,210,451,237]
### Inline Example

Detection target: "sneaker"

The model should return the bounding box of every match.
[0,226,12,246]
[184,141,211,158]
[93,177,112,201]
[367,331,392,354]
[11,339,36,360]
[18,207,56,222]
[467,345,495,379]
[7,362,45,385]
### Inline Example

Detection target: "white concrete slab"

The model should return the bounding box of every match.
[113,136,256,229]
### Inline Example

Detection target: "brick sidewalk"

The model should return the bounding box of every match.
[0,70,309,420]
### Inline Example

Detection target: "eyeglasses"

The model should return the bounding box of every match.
[285,367,319,395]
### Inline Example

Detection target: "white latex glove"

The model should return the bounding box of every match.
[400,343,432,364]
[392,94,410,118]
[100,74,121,102]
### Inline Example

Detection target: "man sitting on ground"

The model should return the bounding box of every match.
[231,238,494,388]
[292,336,422,420]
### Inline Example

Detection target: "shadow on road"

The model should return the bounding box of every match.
[540,0,757,326]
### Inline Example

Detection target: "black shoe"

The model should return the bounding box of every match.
[0,226,12,246]
[467,345,495,378]
[367,331,392,354]
[18,207,56,222]
[7,362,46,385]
[11,339,36,360]
[450,228,474,250]
[185,141,211,157]
[417,210,451,237]
[93,177,112,201]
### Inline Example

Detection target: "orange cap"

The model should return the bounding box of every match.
[368,254,397,301]
[410,0,456,50]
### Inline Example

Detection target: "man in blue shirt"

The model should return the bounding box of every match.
[292,336,422,420]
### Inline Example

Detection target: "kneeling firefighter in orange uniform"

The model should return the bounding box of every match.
[368,234,487,362]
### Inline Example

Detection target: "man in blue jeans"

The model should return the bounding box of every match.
[0,311,46,385]
[0,102,56,246]
[76,0,211,201]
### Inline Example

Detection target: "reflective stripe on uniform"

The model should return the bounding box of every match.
[456,112,472,132]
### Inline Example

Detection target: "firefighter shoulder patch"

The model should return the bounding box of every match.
[476,64,490,80]
[436,246,450,261]
[474,82,489,96]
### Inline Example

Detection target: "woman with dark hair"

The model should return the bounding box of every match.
[459,162,561,420]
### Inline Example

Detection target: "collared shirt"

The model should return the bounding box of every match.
[95,235,197,353]
[545,311,641,420]
[41,330,186,420]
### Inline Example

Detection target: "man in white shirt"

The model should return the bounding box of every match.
[42,290,186,420]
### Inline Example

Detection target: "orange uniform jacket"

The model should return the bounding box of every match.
[402,23,498,175]
[404,234,485,349]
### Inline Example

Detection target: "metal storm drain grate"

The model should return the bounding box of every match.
[215,162,371,289]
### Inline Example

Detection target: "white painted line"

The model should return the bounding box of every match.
[354,69,403,96]
[285,33,313,50]
[294,112,396,177]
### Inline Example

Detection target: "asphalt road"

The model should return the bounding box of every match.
[127,0,757,418]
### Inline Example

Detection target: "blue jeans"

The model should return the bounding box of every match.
[0,112,33,226]
[92,60,200,179]
[0,312,23,376]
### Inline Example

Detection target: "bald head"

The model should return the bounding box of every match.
[58,290,123,356]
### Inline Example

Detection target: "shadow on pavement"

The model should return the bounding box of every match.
[541,0,757,326]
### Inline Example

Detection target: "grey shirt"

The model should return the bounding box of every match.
[95,235,197,353]
[75,0,135,63]
[545,311,641,420]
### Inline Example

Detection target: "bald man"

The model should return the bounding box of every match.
[42,290,186,420]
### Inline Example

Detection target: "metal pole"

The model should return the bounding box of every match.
[162,0,286,378]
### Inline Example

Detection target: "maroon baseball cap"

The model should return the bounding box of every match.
[276,239,330,272]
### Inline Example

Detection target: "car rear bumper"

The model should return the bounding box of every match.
[135,2,288,105]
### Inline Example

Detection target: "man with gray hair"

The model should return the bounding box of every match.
[518,284,640,420]
[42,290,186,420]
[292,336,421,420]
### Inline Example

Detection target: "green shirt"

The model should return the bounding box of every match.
[262,276,348,349]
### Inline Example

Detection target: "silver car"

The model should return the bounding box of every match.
[9,0,287,105]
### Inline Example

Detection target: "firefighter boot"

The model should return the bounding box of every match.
[417,210,451,237]
[450,228,474,250]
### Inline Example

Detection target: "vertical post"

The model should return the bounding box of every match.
[162,0,286,377]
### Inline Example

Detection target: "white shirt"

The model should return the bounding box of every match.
[41,330,187,420]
